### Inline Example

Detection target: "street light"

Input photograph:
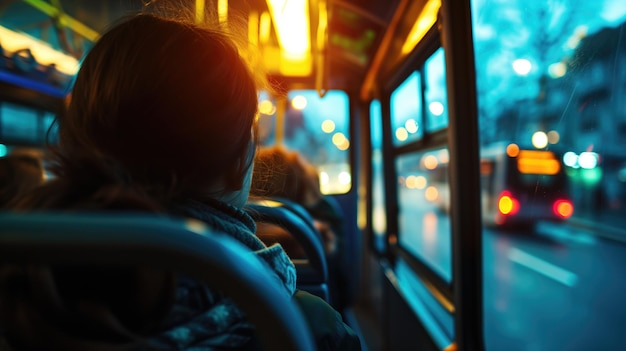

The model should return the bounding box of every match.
[512,58,532,76]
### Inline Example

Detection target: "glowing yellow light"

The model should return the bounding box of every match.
[218,0,228,23]
[338,171,351,185]
[260,12,271,44]
[425,186,439,202]
[0,25,79,75]
[405,119,418,134]
[517,158,560,175]
[320,171,329,185]
[506,143,520,157]
[415,176,427,189]
[321,120,335,133]
[406,175,417,189]
[395,127,408,141]
[532,131,549,149]
[292,95,308,110]
[22,0,98,42]
[196,0,206,23]
[423,155,438,170]
[267,0,310,60]
[498,196,514,215]
[248,11,259,48]
[338,139,350,151]
[547,130,560,144]
[258,100,276,115]
[517,150,560,175]
[332,132,347,146]
[401,0,441,55]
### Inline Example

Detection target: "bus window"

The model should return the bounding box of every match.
[472,1,626,350]
[370,100,386,250]
[257,90,351,195]
[1,102,39,144]
[391,71,423,145]
[424,48,448,132]
[396,148,451,282]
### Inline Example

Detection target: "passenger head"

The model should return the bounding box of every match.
[0,154,44,208]
[251,146,322,207]
[57,14,259,207]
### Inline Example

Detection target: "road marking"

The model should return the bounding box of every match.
[536,221,597,245]
[508,248,578,287]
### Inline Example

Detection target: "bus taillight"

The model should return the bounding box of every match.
[553,199,574,219]
[498,191,520,216]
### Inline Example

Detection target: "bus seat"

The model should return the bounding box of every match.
[0,212,315,351]
[245,201,330,303]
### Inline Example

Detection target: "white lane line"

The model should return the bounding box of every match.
[508,248,578,287]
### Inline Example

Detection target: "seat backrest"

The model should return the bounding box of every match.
[245,201,329,302]
[0,212,315,351]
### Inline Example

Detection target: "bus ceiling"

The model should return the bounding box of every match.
[1,0,443,96]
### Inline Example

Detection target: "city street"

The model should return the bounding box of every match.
[398,203,626,351]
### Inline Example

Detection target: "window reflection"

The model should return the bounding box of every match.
[396,148,451,282]
[424,48,448,132]
[370,100,387,241]
[391,71,422,145]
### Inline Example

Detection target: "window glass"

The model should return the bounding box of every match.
[472,1,626,350]
[257,90,351,194]
[396,148,451,282]
[391,71,423,145]
[42,112,58,143]
[370,100,387,243]
[424,48,448,132]
[0,102,39,143]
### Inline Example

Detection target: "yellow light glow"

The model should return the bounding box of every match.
[517,150,560,175]
[518,150,556,160]
[195,0,206,23]
[415,176,427,189]
[266,0,311,60]
[498,196,514,215]
[22,0,98,42]
[0,25,79,75]
[291,95,307,110]
[338,140,350,151]
[332,132,347,146]
[320,171,329,185]
[317,0,328,51]
[532,131,548,148]
[218,0,228,23]
[406,175,417,189]
[258,100,276,115]
[321,120,335,133]
[423,155,438,170]
[425,186,439,202]
[517,158,560,175]
[405,119,418,134]
[401,0,441,55]
[248,11,259,49]
[395,127,408,141]
[260,12,271,44]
